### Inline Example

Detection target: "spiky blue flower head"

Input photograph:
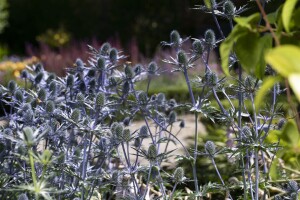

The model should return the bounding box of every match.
[109,48,118,64]
[204,29,216,48]
[147,61,158,75]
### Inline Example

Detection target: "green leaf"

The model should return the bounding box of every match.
[288,73,300,102]
[269,158,279,180]
[255,34,273,79]
[282,0,298,32]
[255,76,281,109]
[220,26,247,75]
[265,45,300,77]
[235,32,260,72]
[234,13,260,30]
[280,120,299,148]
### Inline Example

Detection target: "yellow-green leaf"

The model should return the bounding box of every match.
[255,76,281,109]
[288,73,300,102]
[265,45,300,77]
[282,0,298,32]
[234,13,260,30]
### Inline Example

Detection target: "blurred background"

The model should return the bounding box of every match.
[0,0,280,78]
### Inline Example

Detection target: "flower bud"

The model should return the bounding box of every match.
[122,81,130,95]
[87,69,96,78]
[169,99,177,108]
[137,91,147,104]
[157,93,165,104]
[71,109,81,122]
[20,70,29,79]
[34,63,44,73]
[139,125,148,138]
[76,92,85,103]
[205,141,216,156]
[75,58,84,68]
[204,71,218,86]
[14,90,23,102]
[150,166,160,181]
[170,30,181,48]
[134,138,141,147]
[108,76,117,87]
[134,64,143,75]
[192,40,203,56]
[277,118,286,130]
[147,61,158,75]
[23,127,35,147]
[38,88,47,101]
[123,128,131,142]
[125,65,134,79]
[95,92,106,106]
[179,120,185,128]
[46,100,55,113]
[223,1,235,17]
[109,48,118,64]
[123,117,131,126]
[100,42,111,56]
[97,57,106,71]
[49,81,57,95]
[205,29,216,47]
[168,111,177,124]
[204,0,216,10]
[177,50,188,65]
[173,167,184,183]
[35,72,44,84]
[8,80,16,92]
[114,123,124,141]
[66,74,74,87]
[148,144,157,161]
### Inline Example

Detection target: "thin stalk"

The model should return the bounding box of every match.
[211,9,225,39]
[169,182,178,200]
[211,157,233,200]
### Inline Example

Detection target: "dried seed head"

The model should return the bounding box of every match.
[137,91,148,104]
[204,71,218,86]
[122,81,130,95]
[168,111,177,124]
[100,42,111,56]
[223,1,235,17]
[147,61,158,75]
[97,57,106,71]
[76,92,85,103]
[174,167,184,183]
[134,64,143,75]
[204,29,216,47]
[71,109,81,122]
[148,144,157,161]
[139,125,149,138]
[177,50,188,65]
[205,141,216,156]
[108,76,117,87]
[45,100,55,113]
[109,48,118,64]
[192,40,203,56]
[277,118,286,130]
[123,128,131,142]
[95,92,106,106]
[125,65,134,79]
[170,30,181,48]
[38,88,47,101]
[17,193,29,200]
[66,74,74,87]
[8,80,16,92]
[35,72,44,84]
[14,90,23,102]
